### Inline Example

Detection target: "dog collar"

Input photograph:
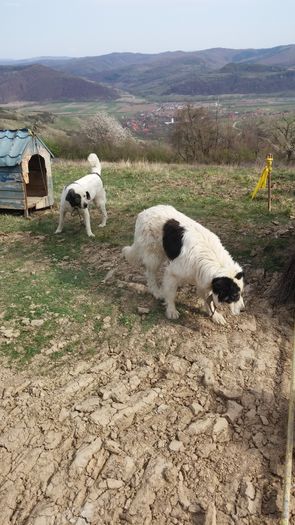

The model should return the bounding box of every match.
[93,171,103,182]
[206,293,216,317]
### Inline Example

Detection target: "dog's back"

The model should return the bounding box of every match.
[133,204,220,255]
[124,205,241,280]
[67,154,103,195]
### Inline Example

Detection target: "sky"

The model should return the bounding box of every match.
[2,0,295,60]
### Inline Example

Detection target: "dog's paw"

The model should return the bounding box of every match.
[166,306,180,320]
[55,229,62,234]
[87,233,95,238]
[99,223,106,228]
[211,311,226,325]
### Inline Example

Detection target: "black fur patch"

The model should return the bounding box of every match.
[163,219,185,260]
[212,277,241,304]
[66,188,81,208]
[86,191,91,200]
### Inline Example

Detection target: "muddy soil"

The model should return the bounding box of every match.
[0,244,294,525]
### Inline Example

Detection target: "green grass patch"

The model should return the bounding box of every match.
[0,160,294,365]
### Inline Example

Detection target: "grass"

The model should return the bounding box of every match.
[0,160,294,364]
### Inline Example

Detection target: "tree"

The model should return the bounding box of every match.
[171,105,218,163]
[84,112,134,153]
[265,114,295,162]
[238,117,266,160]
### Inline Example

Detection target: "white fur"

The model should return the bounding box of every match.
[123,204,244,324]
[55,153,107,238]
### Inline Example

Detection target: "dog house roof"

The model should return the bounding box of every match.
[0,128,53,168]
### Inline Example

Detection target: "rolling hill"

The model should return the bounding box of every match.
[79,46,295,97]
[0,64,118,103]
[1,45,295,102]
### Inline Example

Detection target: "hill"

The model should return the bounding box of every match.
[81,46,295,97]
[163,66,295,97]
[0,64,118,103]
[1,45,295,101]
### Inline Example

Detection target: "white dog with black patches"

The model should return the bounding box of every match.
[55,153,107,238]
[123,204,245,325]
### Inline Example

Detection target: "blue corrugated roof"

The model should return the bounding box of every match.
[0,128,53,167]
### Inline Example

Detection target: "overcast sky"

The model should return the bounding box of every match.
[2,0,294,59]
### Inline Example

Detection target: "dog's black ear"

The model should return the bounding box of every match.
[86,191,91,200]
[212,277,226,294]
[235,271,244,280]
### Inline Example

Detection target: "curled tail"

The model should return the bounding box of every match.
[88,153,101,175]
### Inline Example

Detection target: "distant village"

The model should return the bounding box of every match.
[120,100,269,139]
[120,103,182,139]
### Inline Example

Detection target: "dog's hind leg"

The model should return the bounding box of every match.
[143,254,164,300]
[55,207,67,234]
[162,269,179,319]
[82,207,95,237]
[146,268,163,299]
[95,192,107,227]
[123,244,163,299]
[122,244,140,265]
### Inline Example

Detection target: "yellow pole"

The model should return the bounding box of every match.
[281,318,295,524]
[267,153,273,212]
[251,153,273,201]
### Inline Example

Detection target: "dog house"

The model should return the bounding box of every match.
[0,128,54,216]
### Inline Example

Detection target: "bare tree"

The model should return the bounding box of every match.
[171,105,218,162]
[238,116,266,160]
[265,114,295,162]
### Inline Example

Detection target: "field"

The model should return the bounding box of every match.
[3,93,295,137]
[19,94,295,116]
[0,160,294,524]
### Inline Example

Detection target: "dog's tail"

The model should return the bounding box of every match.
[88,153,101,175]
[122,245,140,265]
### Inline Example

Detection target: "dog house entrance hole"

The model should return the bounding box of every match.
[26,155,47,197]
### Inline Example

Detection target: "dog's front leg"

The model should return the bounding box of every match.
[162,270,179,320]
[82,208,95,237]
[204,294,226,325]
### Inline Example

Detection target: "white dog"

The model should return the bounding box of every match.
[123,205,244,325]
[55,153,107,238]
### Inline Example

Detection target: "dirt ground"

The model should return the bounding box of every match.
[0,242,294,525]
